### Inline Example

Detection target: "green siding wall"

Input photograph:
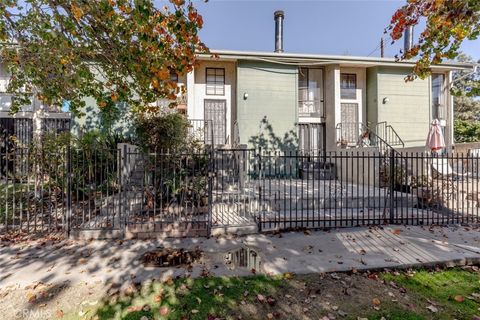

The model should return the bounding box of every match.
[368,66,431,147]
[236,60,298,149]
[71,99,134,137]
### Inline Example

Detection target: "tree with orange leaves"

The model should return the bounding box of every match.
[0,0,208,115]
[388,0,479,95]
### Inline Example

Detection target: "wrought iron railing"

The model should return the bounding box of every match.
[375,121,405,148]
[298,87,324,118]
[336,122,402,155]
[232,120,240,147]
[188,119,214,146]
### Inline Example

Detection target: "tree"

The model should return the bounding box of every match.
[454,119,480,142]
[388,0,479,95]
[453,53,480,141]
[0,0,208,116]
[453,53,480,118]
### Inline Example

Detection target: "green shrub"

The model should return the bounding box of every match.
[454,119,480,143]
[135,112,191,152]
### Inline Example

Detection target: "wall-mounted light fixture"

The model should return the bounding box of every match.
[243,92,249,100]
[382,97,389,104]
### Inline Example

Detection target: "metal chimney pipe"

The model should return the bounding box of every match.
[274,10,284,53]
[404,25,414,52]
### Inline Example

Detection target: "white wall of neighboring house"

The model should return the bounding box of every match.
[447,70,454,148]
[324,64,340,151]
[339,67,366,125]
[190,60,236,145]
[0,64,11,112]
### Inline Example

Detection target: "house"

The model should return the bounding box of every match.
[0,10,475,153]
[0,67,71,147]
[180,11,474,152]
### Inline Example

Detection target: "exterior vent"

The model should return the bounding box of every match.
[274,10,284,53]
[404,25,414,52]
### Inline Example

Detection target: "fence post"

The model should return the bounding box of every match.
[257,147,263,231]
[122,143,128,228]
[207,148,213,237]
[389,149,395,224]
[66,145,72,237]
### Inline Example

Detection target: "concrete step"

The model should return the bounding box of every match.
[211,223,258,236]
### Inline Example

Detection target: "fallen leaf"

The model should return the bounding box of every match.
[159,306,169,316]
[392,229,403,235]
[257,294,265,303]
[154,294,163,303]
[127,305,142,312]
[283,272,294,279]
[426,305,438,313]
[191,309,199,314]
[164,277,174,286]
[26,292,36,303]
[55,310,64,318]
[372,298,381,306]
[454,295,465,302]
[338,310,347,317]
[267,313,274,319]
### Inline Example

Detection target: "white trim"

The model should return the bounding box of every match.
[199,50,474,71]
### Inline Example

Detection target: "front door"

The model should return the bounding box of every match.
[204,99,226,145]
[299,123,325,154]
[340,103,359,145]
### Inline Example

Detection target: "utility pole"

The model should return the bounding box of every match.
[380,37,384,58]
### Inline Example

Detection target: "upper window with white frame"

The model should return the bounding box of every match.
[206,68,225,95]
[340,73,357,100]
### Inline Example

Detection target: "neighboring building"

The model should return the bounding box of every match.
[0,66,70,147]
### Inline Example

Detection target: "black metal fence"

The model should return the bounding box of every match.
[1,146,479,236]
[254,149,480,230]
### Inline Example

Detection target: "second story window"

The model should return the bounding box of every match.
[206,68,225,95]
[340,73,357,100]
[298,67,324,118]
[432,73,445,120]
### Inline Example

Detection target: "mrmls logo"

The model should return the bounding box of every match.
[13,309,52,319]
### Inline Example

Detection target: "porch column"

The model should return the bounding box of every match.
[324,64,341,151]
[186,69,195,118]
[447,70,454,150]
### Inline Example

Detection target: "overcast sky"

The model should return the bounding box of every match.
[190,0,479,61]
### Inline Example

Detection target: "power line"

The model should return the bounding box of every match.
[366,43,381,57]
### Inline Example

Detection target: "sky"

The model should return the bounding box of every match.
[189,0,480,61]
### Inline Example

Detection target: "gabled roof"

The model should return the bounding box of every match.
[198,49,475,71]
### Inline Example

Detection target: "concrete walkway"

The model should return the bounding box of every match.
[1,225,480,289]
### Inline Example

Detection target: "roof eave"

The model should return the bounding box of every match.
[197,49,475,71]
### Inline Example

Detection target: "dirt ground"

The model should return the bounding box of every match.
[0,271,435,320]
[0,280,107,320]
